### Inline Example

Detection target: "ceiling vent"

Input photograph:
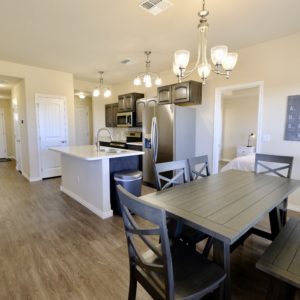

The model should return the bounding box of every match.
[139,0,173,16]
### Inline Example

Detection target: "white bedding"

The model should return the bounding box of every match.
[221,153,255,172]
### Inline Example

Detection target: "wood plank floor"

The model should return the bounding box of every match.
[0,161,299,300]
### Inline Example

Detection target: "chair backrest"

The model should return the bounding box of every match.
[117,185,174,300]
[187,155,210,181]
[154,160,190,191]
[255,153,294,178]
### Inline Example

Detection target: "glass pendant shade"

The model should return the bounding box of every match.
[155,77,162,85]
[174,50,190,68]
[173,62,181,76]
[197,63,211,80]
[211,46,228,65]
[104,89,112,98]
[222,52,238,71]
[133,77,141,86]
[93,88,100,97]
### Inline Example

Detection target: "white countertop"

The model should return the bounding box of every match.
[50,145,144,161]
[126,142,143,146]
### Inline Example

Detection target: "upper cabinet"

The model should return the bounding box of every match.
[136,98,146,127]
[105,103,118,127]
[157,80,202,105]
[157,85,172,104]
[118,93,144,112]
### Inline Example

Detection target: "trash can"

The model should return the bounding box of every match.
[114,170,142,215]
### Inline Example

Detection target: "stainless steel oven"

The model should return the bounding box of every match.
[117,112,135,127]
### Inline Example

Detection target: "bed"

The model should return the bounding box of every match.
[221,153,255,172]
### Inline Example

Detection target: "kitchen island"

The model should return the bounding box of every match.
[51,145,144,219]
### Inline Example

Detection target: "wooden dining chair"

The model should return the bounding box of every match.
[255,153,294,226]
[154,160,210,255]
[187,155,210,181]
[154,160,190,191]
[117,185,226,300]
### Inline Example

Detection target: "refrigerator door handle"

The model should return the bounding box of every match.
[151,117,156,162]
[154,117,158,162]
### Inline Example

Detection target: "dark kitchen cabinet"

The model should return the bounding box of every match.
[136,98,146,127]
[118,93,144,112]
[157,81,202,105]
[157,85,172,104]
[105,103,118,127]
[172,81,202,105]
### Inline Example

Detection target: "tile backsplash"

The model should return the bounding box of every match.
[98,127,142,142]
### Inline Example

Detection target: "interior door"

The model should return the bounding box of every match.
[75,105,90,145]
[12,100,22,171]
[0,108,7,158]
[36,95,67,178]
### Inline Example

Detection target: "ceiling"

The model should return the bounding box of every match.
[0,0,299,85]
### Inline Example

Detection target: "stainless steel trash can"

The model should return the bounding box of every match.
[114,170,142,215]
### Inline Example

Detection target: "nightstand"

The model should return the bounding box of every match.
[236,146,255,157]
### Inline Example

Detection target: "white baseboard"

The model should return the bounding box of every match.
[60,186,113,219]
[288,203,300,213]
[22,172,42,182]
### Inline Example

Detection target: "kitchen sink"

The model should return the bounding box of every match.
[99,147,126,154]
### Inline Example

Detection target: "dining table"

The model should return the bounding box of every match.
[140,169,300,300]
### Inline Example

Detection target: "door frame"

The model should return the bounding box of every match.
[35,94,68,179]
[12,97,22,171]
[212,81,264,174]
[0,108,7,158]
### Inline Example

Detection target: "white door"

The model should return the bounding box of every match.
[75,105,90,145]
[12,100,22,171]
[0,108,7,158]
[36,95,67,178]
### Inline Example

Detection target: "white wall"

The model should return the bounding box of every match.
[0,60,75,181]
[221,93,259,160]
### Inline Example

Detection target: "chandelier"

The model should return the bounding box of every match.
[173,0,238,84]
[93,71,112,98]
[133,51,162,88]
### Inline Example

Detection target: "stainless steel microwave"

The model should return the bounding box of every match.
[116,112,135,127]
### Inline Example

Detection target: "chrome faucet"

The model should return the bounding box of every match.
[96,128,113,151]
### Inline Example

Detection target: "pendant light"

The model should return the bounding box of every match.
[93,71,112,98]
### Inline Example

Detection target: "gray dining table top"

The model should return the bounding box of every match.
[140,170,300,244]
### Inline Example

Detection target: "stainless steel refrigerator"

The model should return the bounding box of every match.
[142,103,196,186]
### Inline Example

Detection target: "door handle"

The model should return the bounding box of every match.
[60,140,67,143]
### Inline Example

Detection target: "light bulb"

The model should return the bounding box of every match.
[222,52,238,71]
[143,74,151,84]
[211,46,228,65]
[174,50,190,68]
[133,77,141,86]
[145,78,152,88]
[93,88,100,97]
[79,93,86,99]
[104,89,111,98]
[155,77,162,85]
[197,63,211,80]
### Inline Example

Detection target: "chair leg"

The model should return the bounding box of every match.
[128,268,137,300]
[203,237,213,257]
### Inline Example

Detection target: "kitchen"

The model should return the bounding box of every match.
[0,0,300,299]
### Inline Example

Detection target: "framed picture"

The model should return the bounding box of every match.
[284,95,300,141]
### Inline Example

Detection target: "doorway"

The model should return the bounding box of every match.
[36,94,68,179]
[0,108,7,158]
[213,81,264,174]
